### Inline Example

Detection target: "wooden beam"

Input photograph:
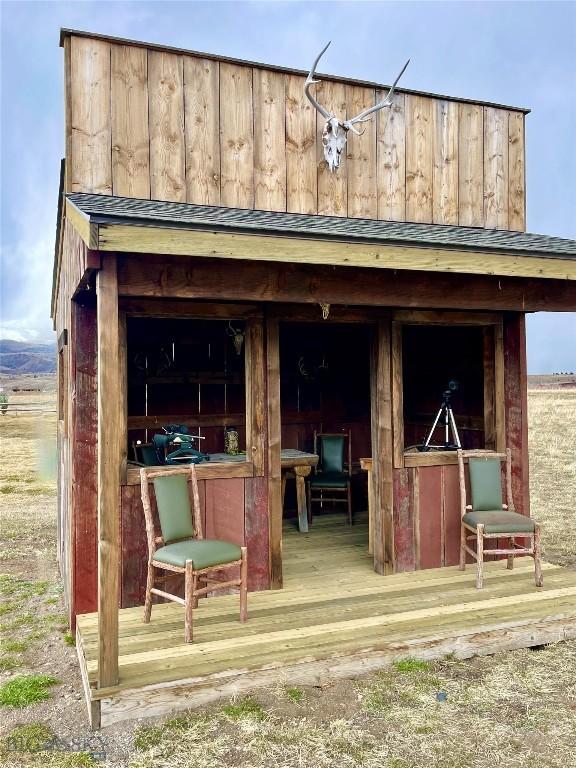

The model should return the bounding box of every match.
[392,309,502,326]
[371,320,394,574]
[117,255,576,312]
[118,298,261,319]
[65,199,98,249]
[98,224,576,281]
[483,326,496,450]
[118,311,128,484]
[126,461,254,484]
[96,254,121,688]
[245,318,266,476]
[266,315,282,589]
[127,413,244,430]
[391,321,404,469]
[494,321,506,453]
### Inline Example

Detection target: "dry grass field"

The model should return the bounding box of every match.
[0,384,575,768]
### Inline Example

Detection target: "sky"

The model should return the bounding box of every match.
[0,0,575,373]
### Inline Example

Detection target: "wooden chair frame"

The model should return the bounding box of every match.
[457,449,543,589]
[140,464,247,643]
[307,429,353,525]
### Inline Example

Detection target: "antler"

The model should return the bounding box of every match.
[304,41,333,121]
[345,58,410,132]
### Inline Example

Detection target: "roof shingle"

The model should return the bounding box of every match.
[67,193,576,260]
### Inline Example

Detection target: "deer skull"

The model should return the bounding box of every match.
[305,42,410,172]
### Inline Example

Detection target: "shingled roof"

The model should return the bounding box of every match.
[67,194,576,260]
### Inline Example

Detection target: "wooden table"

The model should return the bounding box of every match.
[360,457,374,555]
[280,449,319,533]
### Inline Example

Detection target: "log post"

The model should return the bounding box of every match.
[96,254,121,688]
[371,320,394,575]
[266,315,282,589]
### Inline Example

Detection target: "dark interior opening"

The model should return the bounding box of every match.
[279,322,372,516]
[126,317,246,458]
[402,324,485,450]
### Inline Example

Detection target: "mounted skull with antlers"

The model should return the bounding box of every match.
[305,42,410,172]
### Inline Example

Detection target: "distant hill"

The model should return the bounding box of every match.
[0,339,56,374]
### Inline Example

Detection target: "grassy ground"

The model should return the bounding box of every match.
[0,386,575,767]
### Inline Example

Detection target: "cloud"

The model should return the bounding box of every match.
[1,0,574,371]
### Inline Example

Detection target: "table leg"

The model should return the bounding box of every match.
[294,465,311,533]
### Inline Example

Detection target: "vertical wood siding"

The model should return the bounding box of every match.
[111,45,150,199]
[184,57,221,206]
[148,51,186,202]
[67,35,527,229]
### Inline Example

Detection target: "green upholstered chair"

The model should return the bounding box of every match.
[457,449,543,589]
[307,430,352,525]
[140,464,247,642]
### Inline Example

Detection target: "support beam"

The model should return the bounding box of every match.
[117,255,576,313]
[266,315,282,589]
[96,254,121,688]
[245,318,266,477]
[96,222,576,281]
[371,320,394,574]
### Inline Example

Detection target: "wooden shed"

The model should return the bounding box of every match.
[52,29,576,726]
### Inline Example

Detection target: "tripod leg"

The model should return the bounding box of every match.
[423,407,443,449]
[448,406,462,449]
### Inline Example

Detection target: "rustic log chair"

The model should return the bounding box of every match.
[307,430,353,525]
[139,464,247,643]
[457,449,543,589]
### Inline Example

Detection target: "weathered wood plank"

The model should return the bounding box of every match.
[372,320,394,574]
[484,107,509,229]
[148,51,185,202]
[494,321,506,453]
[393,469,416,571]
[346,85,377,218]
[266,316,282,588]
[285,74,317,214]
[504,313,529,517]
[316,80,347,216]
[244,318,266,476]
[100,224,576,282]
[508,111,526,231]
[418,467,442,569]
[391,321,404,469]
[116,254,576,312]
[405,95,433,222]
[126,462,254,484]
[70,36,112,194]
[184,57,220,205]
[96,254,121,688]
[111,45,150,199]
[63,37,73,193]
[442,465,462,566]
[220,63,254,208]
[245,477,270,591]
[253,69,286,212]
[377,92,406,221]
[458,104,483,226]
[483,326,496,450]
[432,100,458,225]
[71,302,98,622]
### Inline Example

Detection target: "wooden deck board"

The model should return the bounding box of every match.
[76,513,576,725]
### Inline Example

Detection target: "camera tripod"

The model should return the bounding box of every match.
[419,389,462,451]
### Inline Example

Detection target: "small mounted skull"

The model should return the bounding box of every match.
[304,42,410,172]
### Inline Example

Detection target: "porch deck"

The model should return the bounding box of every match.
[77,513,576,727]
